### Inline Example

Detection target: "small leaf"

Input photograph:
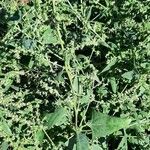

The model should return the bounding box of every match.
[117,136,127,150]
[86,6,92,21]
[91,143,103,150]
[144,22,150,30]
[4,78,13,91]
[37,54,50,67]
[110,77,117,93]
[76,133,89,150]
[43,107,68,129]
[97,86,108,97]
[28,59,34,69]
[56,69,65,83]
[80,89,92,105]
[80,95,90,105]
[89,111,131,138]
[65,136,76,150]
[0,110,5,117]
[22,38,36,49]
[35,129,44,144]
[0,120,12,136]
[72,76,79,93]
[121,71,134,81]
[100,57,117,74]
[42,27,58,44]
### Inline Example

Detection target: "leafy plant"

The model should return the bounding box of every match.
[0,0,149,149]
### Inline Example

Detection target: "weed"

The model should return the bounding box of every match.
[0,0,149,149]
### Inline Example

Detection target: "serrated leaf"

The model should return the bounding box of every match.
[76,133,89,150]
[100,57,117,74]
[43,107,68,129]
[80,94,90,105]
[80,89,91,105]
[89,111,131,138]
[42,27,58,44]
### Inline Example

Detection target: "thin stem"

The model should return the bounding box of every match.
[129,118,149,127]
[57,24,64,51]
[75,105,78,130]
[67,0,82,21]
[43,129,57,149]
[52,0,56,14]
[79,101,90,127]
[123,129,128,150]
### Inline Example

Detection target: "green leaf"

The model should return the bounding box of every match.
[72,76,79,93]
[86,6,92,21]
[1,142,9,150]
[80,89,92,105]
[76,133,89,150]
[43,107,68,129]
[42,27,58,44]
[89,111,131,138]
[56,69,65,83]
[4,78,13,92]
[65,136,76,150]
[144,22,150,30]
[97,86,108,97]
[28,59,34,69]
[100,57,117,74]
[0,121,12,136]
[110,77,117,93]
[91,144,103,150]
[0,110,5,117]
[117,136,127,150]
[35,129,44,144]
[80,94,90,105]
[37,54,50,67]
[22,38,36,49]
[121,71,134,81]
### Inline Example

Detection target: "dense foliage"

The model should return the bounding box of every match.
[0,0,150,149]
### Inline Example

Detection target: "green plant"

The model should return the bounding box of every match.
[0,0,149,149]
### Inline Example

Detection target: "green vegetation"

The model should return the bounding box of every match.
[0,0,150,149]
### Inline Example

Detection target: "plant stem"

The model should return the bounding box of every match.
[43,129,57,149]
[52,0,56,14]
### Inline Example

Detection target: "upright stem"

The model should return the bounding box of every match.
[52,0,56,14]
